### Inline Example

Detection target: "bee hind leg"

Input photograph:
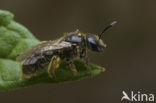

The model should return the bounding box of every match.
[67,60,78,76]
[48,55,61,79]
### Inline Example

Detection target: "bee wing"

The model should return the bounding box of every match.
[39,41,72,53]
[16,38,72,61]
[16,41,53,61]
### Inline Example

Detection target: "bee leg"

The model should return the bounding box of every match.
[67,60,78,76]
[80,49,91,74]
[84,57,92,75]
[48,55,61,78]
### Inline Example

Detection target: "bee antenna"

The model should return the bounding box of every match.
[98,21,117,39]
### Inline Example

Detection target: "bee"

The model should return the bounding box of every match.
[17,21,117,78]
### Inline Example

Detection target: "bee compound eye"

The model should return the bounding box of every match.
[87,35,105,52]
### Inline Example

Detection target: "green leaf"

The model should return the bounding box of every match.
[0,10,105,91]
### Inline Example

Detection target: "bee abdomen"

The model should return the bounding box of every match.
[22,52,53,76]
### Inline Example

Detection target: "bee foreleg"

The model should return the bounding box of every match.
[84,57,92,74]
[48,55,61,78]
[67,60,78,76]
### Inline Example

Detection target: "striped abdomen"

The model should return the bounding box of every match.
[22,52,53,76]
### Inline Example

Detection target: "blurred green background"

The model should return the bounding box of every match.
[0,0,156,103]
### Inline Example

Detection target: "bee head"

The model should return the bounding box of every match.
[87,21,117,52]
[87,34,106,52]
